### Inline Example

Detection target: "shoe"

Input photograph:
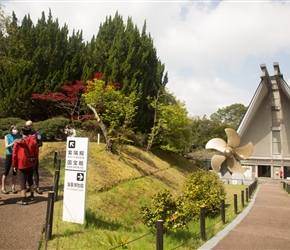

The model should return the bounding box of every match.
[16,200,28,205]
[26,188,30,193]
[1,189,9,194]
[12,188,17,194]
[35,188,43,194]
[28,195,34,201]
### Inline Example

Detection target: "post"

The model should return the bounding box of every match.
[156,220,163,250]
[200,206,206,241]
[97,133,100,145]
[234,194,238,214]
[45,191,55,242]
[241,190,244,207]
[54,152,57,168]
[221,199,225,224]
[246,188,249,203]
[249,184,253,197]
[54,159,61,201]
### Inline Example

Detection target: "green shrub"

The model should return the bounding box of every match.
[80,120,104,142]
[36,117,69,141]
[0,117,26,138]
[140,171,226,232]
[178,170,226,221]
[140,189,178,232]
[71,120,82,129]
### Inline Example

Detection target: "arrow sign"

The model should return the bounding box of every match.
[68,140,76,148]
[77,173,84,181]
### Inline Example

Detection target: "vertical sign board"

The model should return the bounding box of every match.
[63,137,88,224]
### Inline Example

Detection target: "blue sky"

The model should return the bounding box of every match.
[2,0,290,117]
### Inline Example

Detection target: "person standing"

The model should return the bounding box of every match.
[64,124,76,138]
[25,120,43,194]
[280,170,283,180]
[12,126,39,205]
[1,125,21,194]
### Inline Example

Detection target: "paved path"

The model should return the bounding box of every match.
[0,156,53,250]
[199,178,290,250]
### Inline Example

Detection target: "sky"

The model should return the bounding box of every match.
[2,0,290,118]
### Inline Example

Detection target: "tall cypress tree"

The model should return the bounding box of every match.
[0,9,86,120]
[91,12,168,131]
[0,8,168,128]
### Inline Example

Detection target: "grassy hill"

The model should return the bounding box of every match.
[38,141,202,249]
[0,140,248,249]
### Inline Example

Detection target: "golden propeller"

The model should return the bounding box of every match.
[205,128,254,174]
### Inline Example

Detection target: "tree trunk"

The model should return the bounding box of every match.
[87,104,111,150]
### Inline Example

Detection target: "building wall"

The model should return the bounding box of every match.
[280,90,290,158]
[240,93,271,157]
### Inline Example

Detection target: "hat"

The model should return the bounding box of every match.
[26,120,33,126]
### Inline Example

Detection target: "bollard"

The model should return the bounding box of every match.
[54,159,61,201]
[156,220,163,250]
[246,188,249,203]
[54,152,57,168]
[241,190,244,207]
[221,199,225,224]
[54,169,59,201]
[234,194,238,214]
[45,191,55,242]
[200,206,206,241]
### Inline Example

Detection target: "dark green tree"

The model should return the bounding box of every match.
[210,103,247,130]
[0,9,86,120]
[191,116,228,150]
[90,12,168,131]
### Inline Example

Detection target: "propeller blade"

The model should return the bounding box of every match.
[225,128,240,148]
[226,157,246,174]
[211,153,226,172]
[205,138,226,152]
[234,142,254,160]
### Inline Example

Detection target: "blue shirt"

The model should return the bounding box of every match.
[5,133,21,155]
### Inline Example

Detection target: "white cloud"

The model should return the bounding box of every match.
[3,0,290,117]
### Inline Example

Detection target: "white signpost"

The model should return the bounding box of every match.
[63,137,88,224]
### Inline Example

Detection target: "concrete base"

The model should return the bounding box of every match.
[219,172,254,185]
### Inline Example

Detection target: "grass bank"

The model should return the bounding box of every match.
[0,140,252,249]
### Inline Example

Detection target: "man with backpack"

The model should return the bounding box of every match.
[12,126,39,205]
[25,120,43,194]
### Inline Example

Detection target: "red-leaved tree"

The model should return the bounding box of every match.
[31,80,88,120]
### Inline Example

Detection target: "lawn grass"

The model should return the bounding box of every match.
[46,179,197,249]
[0,140,254,250]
